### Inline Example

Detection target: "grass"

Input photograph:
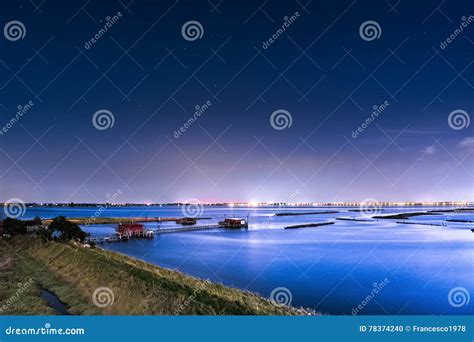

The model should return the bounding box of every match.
[0,237,310,315]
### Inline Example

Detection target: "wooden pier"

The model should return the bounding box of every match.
[154,224,221,234]
[88,224,222,243]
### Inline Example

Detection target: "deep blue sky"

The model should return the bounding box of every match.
[0,0,473,203]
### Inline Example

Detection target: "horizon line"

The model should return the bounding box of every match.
[3,201,473,206]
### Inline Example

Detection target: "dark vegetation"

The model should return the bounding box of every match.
[284,222,335,229]
[395,221,443,227]
[372,212,439,220]
[445,219,474,223]
[1,216,88,242]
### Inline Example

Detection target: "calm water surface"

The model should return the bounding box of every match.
[25,206,474,315]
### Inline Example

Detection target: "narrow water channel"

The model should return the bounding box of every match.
[40,289,70,315]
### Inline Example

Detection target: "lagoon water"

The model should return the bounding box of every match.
[24,206,473,315]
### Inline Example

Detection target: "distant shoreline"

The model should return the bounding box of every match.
[2,202,473,208]
[41,217,211,226]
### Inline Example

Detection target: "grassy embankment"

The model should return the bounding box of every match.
[0,238,308,315]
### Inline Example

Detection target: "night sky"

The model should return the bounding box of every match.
[0,0,473,203]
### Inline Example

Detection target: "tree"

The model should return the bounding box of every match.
[48,216,89,242]
[23,215,42,227]
[3,218,26,235]
[37,227,53,242]
[31,215,42,225]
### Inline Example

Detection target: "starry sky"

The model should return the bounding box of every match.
[0,0,473,203]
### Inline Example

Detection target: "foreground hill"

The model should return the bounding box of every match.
[0,238,309,315]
